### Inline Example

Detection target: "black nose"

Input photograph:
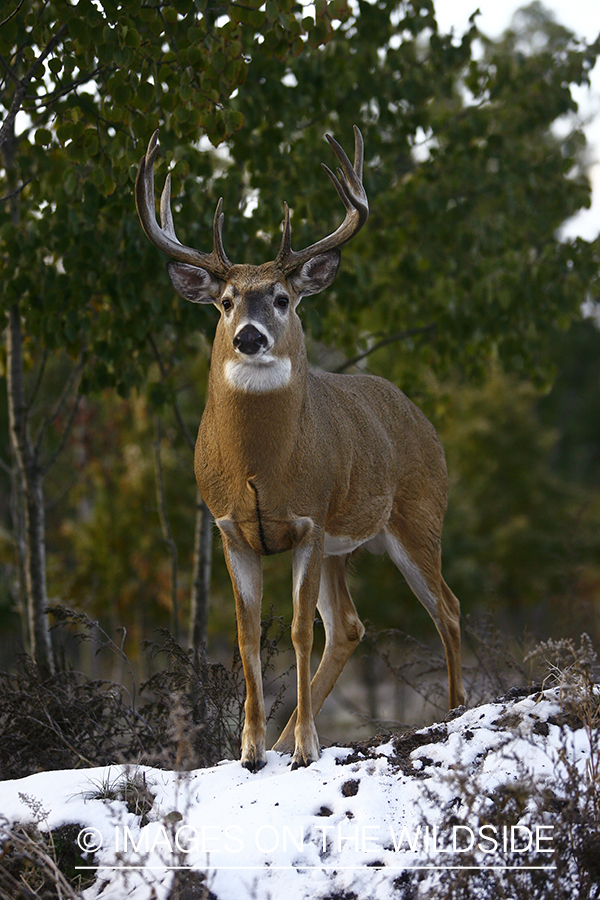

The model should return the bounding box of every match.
[233,324,268,356]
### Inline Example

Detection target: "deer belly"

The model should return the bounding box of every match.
[324,533,363,556]
[324,532,385,556]
[324,495,393,557]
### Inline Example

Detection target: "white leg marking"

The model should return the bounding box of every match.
[383,530,439,621]
[292,543,313,604]
[316,567,334,635]
[291,517,317,602]
[216,519,261,610]
[228,551,260,610]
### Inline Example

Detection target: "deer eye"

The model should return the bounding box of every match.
[222,298,233,312]
[275,295,289,311]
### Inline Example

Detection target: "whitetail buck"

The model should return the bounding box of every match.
[136,127,465,771]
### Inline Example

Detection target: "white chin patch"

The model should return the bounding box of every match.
[224,357,292,393]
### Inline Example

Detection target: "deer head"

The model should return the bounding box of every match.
[135,128,368,392]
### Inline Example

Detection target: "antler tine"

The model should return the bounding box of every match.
[323,125,365,202]
[276,126,369,275]
[135,130,231,279]
[279,201,293,258]
[352,123,364,181]
[212,197,231,268]
[159,172,176,237]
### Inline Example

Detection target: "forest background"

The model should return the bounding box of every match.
[1,0,600,738]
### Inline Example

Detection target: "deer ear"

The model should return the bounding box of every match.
[167,261,222,304]
[289,249,341,298]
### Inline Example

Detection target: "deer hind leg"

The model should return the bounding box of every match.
[384,524,465,710]
[273,554,365,756]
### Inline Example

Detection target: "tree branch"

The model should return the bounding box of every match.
[0,0,25,30]
[0,52,22,88]
[25,348,48,415]
[334,323,437,373]
[34,355,85,469]
[0,23,67,151]
[29,66,108,109]
[0,176,33,203]
[147,334,196,451]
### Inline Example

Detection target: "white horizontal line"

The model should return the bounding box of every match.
[77,865,557,872]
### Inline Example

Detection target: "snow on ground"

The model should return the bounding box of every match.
[0,688,593,899]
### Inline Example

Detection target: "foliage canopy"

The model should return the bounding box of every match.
[1,0,599,662]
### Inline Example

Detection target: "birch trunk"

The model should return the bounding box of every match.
[3,122,54,676]
[6,304,55,677]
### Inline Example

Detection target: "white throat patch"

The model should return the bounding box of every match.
[224,357,292,393]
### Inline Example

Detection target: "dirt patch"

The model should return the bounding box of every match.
[337,724,449,776]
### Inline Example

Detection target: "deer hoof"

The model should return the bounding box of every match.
[241,749,267,772]
[291,755,315,770]
[242,756,267,773]
[290,740,320,769]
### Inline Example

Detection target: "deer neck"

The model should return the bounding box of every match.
[206,326,308,484]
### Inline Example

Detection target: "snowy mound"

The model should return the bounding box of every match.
[0,687,596,900]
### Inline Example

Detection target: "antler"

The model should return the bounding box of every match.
[275,125,369,274]
[135,130,232,279]
[136,127,368,278]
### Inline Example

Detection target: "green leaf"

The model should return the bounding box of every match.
[137,81,156,107]
[265,1,279,22]
[35,128,52,146]
[222,108,244,133]
[230,5,265,27]
[56,123,74,143]
[125,26,141,49]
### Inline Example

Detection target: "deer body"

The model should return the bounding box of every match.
[136,129,465,771]
[197,361,444,560]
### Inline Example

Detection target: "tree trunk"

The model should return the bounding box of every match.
[154,417,180,642]
[6,455,29,648]
[6,304,55,677]
[3,120,54,677]
[190,488,212,662]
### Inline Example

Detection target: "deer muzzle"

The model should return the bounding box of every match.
[233,324,270,356]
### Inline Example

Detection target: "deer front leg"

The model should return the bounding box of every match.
[286,519,323,769]
[218,520,265,772]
